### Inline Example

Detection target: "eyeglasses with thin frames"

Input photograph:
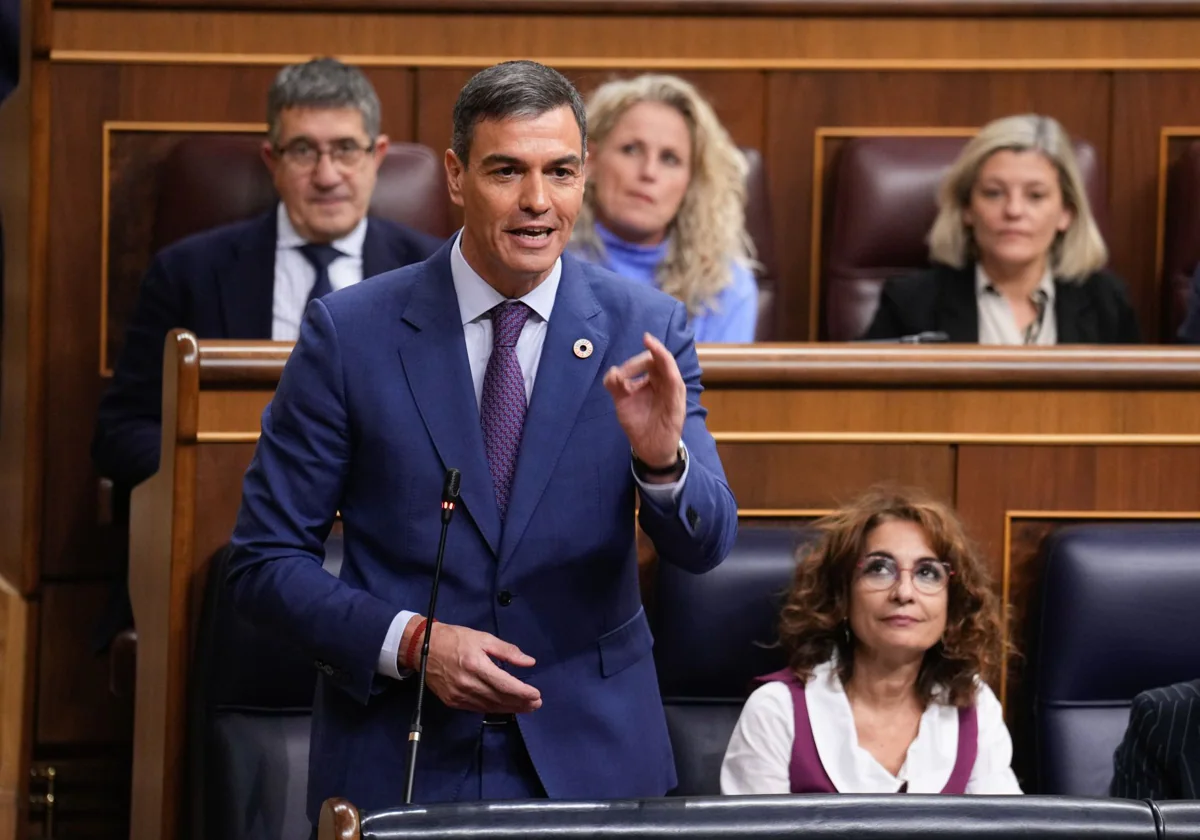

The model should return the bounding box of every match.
[854,554,954,595]
[274,138,376,172]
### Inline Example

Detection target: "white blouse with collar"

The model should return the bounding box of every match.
[720,659,1022,795]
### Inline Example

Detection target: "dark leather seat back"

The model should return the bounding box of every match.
[150,135,453,254]
[190,537,344,840]
[1033,522,1200,796]
[822,135,1106,341]
[742,148,778,341]
[348,794,1162,840]
[653,526,812,795]
[1162,142,1200,339]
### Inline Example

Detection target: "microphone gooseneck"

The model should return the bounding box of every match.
[403,467,461,804]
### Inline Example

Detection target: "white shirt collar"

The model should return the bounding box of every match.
[974,263,1055,305]
[450,228,560,325]
[806,657,960,794]
[275,202,368,258]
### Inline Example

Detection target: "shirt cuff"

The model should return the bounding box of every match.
[377,609,419,680]
[632,442,690,508]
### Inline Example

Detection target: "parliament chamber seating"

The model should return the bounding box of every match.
[740,148,779,341]
[1162,141,1200,339]
[187,536,344,840]
[317,793,1197,840]
[820,135,1107,341]
[1030,522,1200,797]
[653,526,811,795]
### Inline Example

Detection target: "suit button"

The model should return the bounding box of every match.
[497,590,513,607]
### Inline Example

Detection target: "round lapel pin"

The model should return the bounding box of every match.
[573,338,594,359]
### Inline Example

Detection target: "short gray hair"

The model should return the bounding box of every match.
[451,61,586,166]
[267,57,382,145]
[928,114,1107,281]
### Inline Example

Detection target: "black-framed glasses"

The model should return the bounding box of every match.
[854,554,953,595]
[275,138,376,171]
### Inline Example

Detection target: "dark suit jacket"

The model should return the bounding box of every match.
[1111,679,1200,799]
[92,209,440,488]
[226,244,739,820]
[1178,265,1200,343]
[861,262,1141,344]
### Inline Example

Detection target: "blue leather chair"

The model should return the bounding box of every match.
[653,525,814,795]
[189,536,344,840]
[1032,522,1200,796]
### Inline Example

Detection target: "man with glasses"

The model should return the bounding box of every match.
[91,58,439,643]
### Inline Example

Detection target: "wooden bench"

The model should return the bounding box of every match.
[129,332,1200,840]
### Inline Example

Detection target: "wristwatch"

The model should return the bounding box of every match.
[632,440,687,479]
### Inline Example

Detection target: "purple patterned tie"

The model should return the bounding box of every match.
[481,301,531,519]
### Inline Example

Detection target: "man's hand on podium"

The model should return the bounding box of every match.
[401,616,542,714]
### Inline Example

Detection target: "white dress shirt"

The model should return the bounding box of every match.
[375,230,688,679]
[720,658,1022,795]
[975,264,1057,347]
[272,203,368,341]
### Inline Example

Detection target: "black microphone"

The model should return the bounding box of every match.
[403,467,461,804]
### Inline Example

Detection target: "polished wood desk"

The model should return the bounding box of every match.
[129,335,1200,840]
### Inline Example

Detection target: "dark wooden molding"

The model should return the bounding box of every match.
[50,0,1200,17]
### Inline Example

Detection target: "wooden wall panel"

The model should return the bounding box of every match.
[720,442,954,509]
[36,583,133,744]
[765,71,1113,339]
[1112,73,1200,339]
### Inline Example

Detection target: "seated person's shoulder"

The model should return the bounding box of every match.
[152,215,264,272]
[367,214,444,259]
[575,255,684,325]
[1132,678,1200,716]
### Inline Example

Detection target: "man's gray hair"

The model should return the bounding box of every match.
[267,57,382,145]
[451,61,586,166]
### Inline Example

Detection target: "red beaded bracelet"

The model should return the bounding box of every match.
[404,617,436,670]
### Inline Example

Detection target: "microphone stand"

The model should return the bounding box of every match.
[403,468,461,805]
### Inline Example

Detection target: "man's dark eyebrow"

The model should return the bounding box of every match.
[479,154,525,168]
[547,155,583,169]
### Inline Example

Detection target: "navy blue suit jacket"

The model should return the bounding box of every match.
[226,244,739,821]
[92,209,440,487]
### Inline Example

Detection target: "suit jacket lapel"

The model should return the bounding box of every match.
[1053,280,1094,343]
[396,245,502,555]
[362,218,394,281]
[220,210,277,339]
[936,263,980,343]
[499,256,608,568]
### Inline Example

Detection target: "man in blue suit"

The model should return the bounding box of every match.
[93,57,439,490]
[227,60,739,827]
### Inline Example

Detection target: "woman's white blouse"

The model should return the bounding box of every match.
[720,660,1023,795]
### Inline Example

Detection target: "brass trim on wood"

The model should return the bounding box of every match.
[98,120,267,377]
[714,432,1200,444]
[737,508,833,518]
[50,51,1200,71]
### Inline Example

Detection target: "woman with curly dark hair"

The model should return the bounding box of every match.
[721,487,1020,795]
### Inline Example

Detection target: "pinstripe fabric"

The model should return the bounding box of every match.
[1111,678,1200,800]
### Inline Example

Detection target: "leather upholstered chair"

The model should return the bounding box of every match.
[652,525,813,795]
[742,148,778,341]
[1161,141,1200,340]
[150,135,454,254]
[821,135,1106,341]
[1031,522,1200,796]
[188,534,344,840]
